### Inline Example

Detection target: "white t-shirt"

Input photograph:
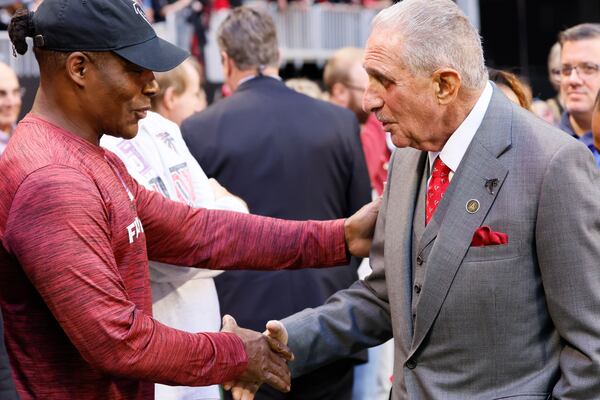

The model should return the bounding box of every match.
[0,130,11,155]
[102,111,248,400]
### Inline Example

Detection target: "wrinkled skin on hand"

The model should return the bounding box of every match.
[221,316,293,400]
[344,197,381,258]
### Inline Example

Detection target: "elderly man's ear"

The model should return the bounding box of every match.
[432,68,461,105]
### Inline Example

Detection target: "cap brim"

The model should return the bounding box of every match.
[114,36,189,72]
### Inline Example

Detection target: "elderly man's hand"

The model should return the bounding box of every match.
[221,315,293,400]
[344,197,382,258]
[263,320,288,348]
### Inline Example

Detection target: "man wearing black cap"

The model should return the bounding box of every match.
[0,1,379,399]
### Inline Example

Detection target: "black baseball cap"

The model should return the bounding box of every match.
[32,0,189,72]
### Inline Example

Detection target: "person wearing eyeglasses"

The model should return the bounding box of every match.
[0,62,23,156]
[558,23,600,149]
[588,90,600,167]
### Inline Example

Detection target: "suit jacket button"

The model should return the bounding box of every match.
[414,284,421,294]
[416,256,424,265]
[406,359,417,369]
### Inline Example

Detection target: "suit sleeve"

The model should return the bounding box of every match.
[535,141,600,398]
[282,152,396,377]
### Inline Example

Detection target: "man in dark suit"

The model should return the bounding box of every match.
[181,7,371,400]
[0,309,18,399]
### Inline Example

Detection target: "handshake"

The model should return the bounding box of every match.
[218,197,382,399]
[221,315,292,400]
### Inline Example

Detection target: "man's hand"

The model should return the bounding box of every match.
[264,320,288,348]
[344,197,382,258]
[221,315,293,399]
[208,178,233,200]
[224,320,291,400]
[208,178,249,211]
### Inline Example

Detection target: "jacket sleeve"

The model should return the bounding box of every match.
[282,152,396,377]
[535,140,600,399]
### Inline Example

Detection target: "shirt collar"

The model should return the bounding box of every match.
[429,81,493,173]
[238,74,282,87]
[0,130,10,144]
[578,131,594,147]
[559,111,593,146]
[559,111,576,136]
[0,125,14,144]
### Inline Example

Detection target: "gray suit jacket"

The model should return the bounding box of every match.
[283,88,600,399]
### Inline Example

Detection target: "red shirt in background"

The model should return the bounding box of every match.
[360,114,391,196]
[0,114,347,399]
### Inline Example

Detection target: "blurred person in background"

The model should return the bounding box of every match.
[151,0,195,24]
[102,56,247,400]
[150,56,207,125]
[0,0,43,28]
[182,7,372,400]
[0,62,22,155]
[325,47,391,197]
[0,2,18,30]
[187,0,210,68]
[150,0,201,44]
[487,67,532,110]
[558,23,600,147]
[532,42,565,125]
[284,77,326,100]
[588,90,600,167]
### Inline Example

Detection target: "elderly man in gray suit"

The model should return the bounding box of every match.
[220,0,600,399]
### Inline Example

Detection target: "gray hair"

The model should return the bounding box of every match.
[217,7,280,71]
[559,23,600,45]
[371,0,487,90]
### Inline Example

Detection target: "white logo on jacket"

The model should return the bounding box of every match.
[127,217,145,244]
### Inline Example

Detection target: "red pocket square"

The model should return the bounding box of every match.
[471,226,508,247]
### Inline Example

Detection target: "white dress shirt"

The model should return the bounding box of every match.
[428,82,493,178]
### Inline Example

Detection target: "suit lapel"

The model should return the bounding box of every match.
[409,88,514,354]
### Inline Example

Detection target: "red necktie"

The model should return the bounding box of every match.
[426,157,451,225]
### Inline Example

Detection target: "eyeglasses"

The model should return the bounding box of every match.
[560,62,600,78]
[0,87,26,101]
